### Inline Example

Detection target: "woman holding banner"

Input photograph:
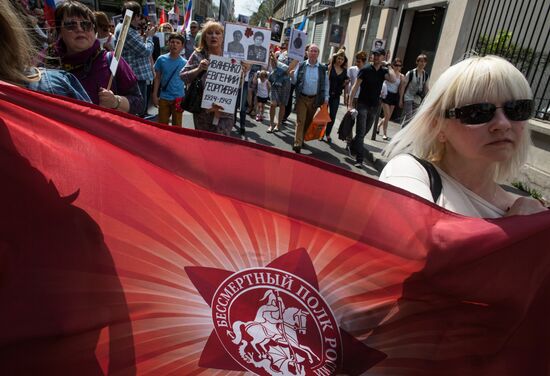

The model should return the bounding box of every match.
[180,21,235,135]
[53,1,143,114]
[380,56,547,217]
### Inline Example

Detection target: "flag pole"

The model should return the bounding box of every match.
[107,9,134,91]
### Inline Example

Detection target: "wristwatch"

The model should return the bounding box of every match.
[113,95,121,109]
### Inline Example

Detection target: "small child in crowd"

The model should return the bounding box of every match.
[255,70,270,121]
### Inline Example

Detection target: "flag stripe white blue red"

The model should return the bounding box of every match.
[43,0,57,27]
[1,82,550,375]
[183,0,192,31]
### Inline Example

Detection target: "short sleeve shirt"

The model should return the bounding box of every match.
[154,54,187,100]
[357,64,388,107]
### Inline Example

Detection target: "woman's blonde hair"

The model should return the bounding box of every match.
[196,21,224,53]
[160,22,174,33]
[0,0,37,84]
[384,55,533,182]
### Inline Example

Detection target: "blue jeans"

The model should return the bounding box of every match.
[352,102,380,163]
[325,95,341,138]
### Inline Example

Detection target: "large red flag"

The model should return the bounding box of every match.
[1,81,550,375]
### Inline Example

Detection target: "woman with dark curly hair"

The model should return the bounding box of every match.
[54,0,143,114]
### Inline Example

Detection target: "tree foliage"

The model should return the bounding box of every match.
[248,0,275,26]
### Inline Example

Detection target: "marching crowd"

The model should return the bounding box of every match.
[7,0,432,169]
[2,0,547,217]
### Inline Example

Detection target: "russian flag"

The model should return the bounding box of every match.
[44,0,57,27]
[183,0,192,31]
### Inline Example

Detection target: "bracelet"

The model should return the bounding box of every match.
[113,95,121,109]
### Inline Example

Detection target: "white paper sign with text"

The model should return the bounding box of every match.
[201,55,242,114]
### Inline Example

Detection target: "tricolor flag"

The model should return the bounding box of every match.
[43,0,57,27]
[1,81,550,375]
[183,0,193,31]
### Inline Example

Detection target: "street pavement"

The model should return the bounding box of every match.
[150,100,402,180]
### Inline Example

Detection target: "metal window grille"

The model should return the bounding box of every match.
[464,0,550,121]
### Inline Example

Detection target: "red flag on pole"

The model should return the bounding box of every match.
[159,7,167,24]
[1,82,550,375]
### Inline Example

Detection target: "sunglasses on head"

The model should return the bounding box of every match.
[62,20,94,32]
[445,99,533,125]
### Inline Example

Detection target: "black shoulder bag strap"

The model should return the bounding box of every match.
[162,66,180,92]
[409,154,442,202]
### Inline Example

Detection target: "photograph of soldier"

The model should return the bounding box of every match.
[227,30,245,58]
[372,39,386,51]
[270,19,284,44]
[329,24,344,46]
[247,31,268,63]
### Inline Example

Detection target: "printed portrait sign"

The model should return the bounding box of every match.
[223,22,271,65]
[270,18,284,45]
[329,24,344,47]
[168,12,179,29]
[146,2,156,18]
[371,38,386,51]
[111,14,122,26]
[237,14,250,24]
[287,28,307,62]
[201,55,242,114]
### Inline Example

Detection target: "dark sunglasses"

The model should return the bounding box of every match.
[393,64,402,67]
[445,99,533,125]
[62,20,94,32]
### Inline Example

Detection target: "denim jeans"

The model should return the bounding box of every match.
[352,102,380,163]
[325,95,341,138]
[401,100,419,127]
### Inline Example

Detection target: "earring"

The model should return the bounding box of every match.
[438,132,446,142]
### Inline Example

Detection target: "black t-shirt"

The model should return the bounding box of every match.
[357,64,389,107]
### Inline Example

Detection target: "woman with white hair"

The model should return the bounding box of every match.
[380,55,546,218]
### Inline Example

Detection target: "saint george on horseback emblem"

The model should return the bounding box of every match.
[211,268,342,376]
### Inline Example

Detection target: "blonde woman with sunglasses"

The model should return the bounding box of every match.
[380,56,546,218]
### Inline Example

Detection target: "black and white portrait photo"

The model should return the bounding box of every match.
[270,18,284,44]
[223,23,271,65]
[329,24,343,46]
[247,31,267,63]
[287,28,306,62]
[371,38,386,51]
[227,30,245,58]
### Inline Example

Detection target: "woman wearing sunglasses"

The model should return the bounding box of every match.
[380,56,546,218]
[0,0,90,102]
[53,1,143,115]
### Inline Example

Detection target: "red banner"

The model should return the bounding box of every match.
[1,82,550,375]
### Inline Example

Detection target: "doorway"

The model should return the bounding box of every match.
[401,7,445,74]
